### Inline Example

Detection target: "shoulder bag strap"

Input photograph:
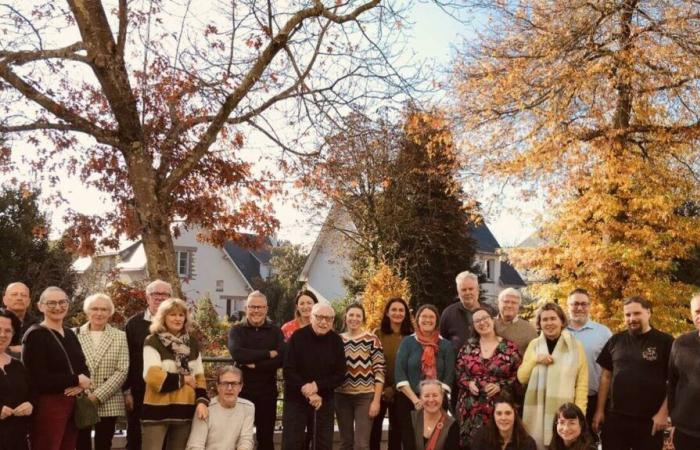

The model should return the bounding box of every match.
[42,325,75,375]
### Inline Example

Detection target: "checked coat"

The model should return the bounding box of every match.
[75,323,129,417]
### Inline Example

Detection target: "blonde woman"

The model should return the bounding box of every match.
[141,298,208,450]
[75,293,129,450]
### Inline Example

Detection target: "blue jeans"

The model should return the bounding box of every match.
[282,397,335,450]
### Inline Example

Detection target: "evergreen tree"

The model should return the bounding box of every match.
[0,186,77,307]
[383,110,478,311]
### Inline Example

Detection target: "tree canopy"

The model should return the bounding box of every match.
[0,0,415,294]
[453,0,700,332]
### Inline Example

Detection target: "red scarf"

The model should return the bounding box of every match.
[415,329,439,380]
[424,411,447,450]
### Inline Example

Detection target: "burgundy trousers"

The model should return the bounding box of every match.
[30,394,77,450]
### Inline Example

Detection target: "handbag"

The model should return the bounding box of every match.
[44,325,101,429]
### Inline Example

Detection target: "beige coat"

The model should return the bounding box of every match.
[76,323,129,417]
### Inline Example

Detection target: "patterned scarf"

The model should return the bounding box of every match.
[157,331,192,375]
[415,329,440,380]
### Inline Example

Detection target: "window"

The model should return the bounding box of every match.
[177,251,190,277]
[485,259,496,281]
[216,280,224,292]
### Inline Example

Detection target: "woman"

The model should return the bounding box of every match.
[281,290,318,341]
[456,308,522,447]
[396,304,456,450]
[335,303,386,450]
[0,308,33,450]
[470,393,536,450]
[370,297,414,450]
[517,303,588,450]
[141,298,208,450]
[75,293,129,450]
[410,380,459,450]
[23,286,91,450]
[548,403,595,450]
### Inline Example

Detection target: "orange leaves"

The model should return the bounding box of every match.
[362,264,411,332]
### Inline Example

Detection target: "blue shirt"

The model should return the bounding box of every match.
[567,320,612,395]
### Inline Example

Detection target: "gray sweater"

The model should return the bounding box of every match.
[186,397,255,450]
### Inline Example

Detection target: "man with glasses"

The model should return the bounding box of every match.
[283,302,345,450]
[565,288,612,430]
[3,282,37,357]
[494,287,537,356]
[123,279,172,450]
[228,291,284,450]
[186,365,255,450]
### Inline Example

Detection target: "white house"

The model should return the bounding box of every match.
[299,206,526,304]
[73,226,273,317]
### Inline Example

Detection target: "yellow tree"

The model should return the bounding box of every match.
[362,263,411,332]
[454,0,700,333]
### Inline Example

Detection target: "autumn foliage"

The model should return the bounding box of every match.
[361,263,411,333]
[453,0,700,334]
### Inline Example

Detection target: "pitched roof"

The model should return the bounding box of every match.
[223,236,272,286]
[468,222,501,253]
[500,260,526,286]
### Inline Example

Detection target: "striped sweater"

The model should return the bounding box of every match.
[336,331,386,395]
[142,334,209,423]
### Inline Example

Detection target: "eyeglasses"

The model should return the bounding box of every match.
[313,314,334,323]
[149,291,172,297]
[247,305,267,310]
[473,316,492,325]
[218,381,242,389]
[44,299,69,309]
[569,302,590,308]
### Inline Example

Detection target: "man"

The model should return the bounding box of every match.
[593,296,673,450]
[565,288,612,428]
[186,365,255,450]
[3,282,37,356]
[123,279,172,450]
[439,271,497,351]
[282,302,345,450]
[493,287,537,356]
[228,291,284,450]
[667,293,700,450]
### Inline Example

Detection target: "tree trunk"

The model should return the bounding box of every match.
[125,148,183,298]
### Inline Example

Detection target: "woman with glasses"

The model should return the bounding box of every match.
[141,298,209,450]
[335,303,385,450]
[456,307,521,449]
[74,293,129,450]
[395,304,455,450]
[0,308,34,450]
[281,290,318,341]
[23,287,91,450]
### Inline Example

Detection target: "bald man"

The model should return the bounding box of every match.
[3,282,37,356]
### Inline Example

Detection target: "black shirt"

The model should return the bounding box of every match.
[124,311,151,395]
[228,318,284,397]
[22,325,90,394]
[596,328,673,418]
[668,331,700,437]
[283,325,345,404]
[439,299,498,351]
[0,358,33,450]
[470,426,537,450]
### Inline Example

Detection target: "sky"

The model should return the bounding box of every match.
[1,1,541,250]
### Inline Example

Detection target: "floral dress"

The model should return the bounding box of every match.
[456,338,521,447]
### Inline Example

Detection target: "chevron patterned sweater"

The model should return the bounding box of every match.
[336,331,386,395]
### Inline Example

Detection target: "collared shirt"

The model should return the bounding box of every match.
[567,319,612,395]
[144,309,153,321]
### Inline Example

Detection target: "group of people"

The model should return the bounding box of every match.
[0,271,698,450]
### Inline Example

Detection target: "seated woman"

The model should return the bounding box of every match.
[410,380,458,450]
[470,393,536,450]
[548,403,596,450]
[141,298,209,450]
[0,308,34,450]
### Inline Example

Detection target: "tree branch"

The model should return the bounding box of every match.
[0,42,87,66]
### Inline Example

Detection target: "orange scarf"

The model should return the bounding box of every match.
[415,329,439,380]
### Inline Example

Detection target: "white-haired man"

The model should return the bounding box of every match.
[439,271,496,351]
[494,287,537,356]
[123,279,172,450]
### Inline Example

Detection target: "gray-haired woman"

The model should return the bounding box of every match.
[75,293,129,450]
